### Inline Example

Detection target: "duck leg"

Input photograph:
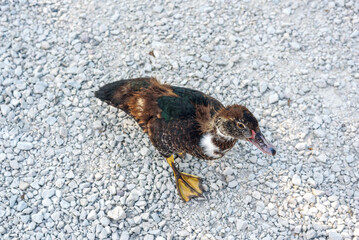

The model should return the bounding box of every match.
[166,155,204,202]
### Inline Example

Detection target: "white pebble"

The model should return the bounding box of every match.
[31,212,43,223]
[292,174,301,186]
[17,142,33,150]
[107,206,126,221]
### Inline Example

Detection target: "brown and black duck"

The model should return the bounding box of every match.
[95,77,276,202]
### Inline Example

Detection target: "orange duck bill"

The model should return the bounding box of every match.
[247,130,276,156]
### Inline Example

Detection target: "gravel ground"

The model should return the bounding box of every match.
[1,0,359,239]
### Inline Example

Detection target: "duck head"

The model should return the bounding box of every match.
[215,104,276,156]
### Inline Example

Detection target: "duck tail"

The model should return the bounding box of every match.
[95,77,154,111]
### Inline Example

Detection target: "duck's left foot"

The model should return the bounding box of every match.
[175,171,204,202]
[166,155,204,202]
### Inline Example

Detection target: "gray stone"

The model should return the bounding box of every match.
[290,42,301,50]
[108,206,126,221]
[10,160,20,169]
[14,66,22,76]
[100,217,110,226]
[236,219,248,230]
[119,231,129,240]
[19,181,30,190]
[292,174,301,186]
[93,120,103,130]
[1,105,10,116]
[87,210,97,220]
[228,180,238,188]
[268,93,279,104]
[295,142,306,151]
[32,212,43,223]
[17,142,33,150]
[306,229,317,239]
[41,41,50,50]
[42,189,55,199]
[328,230,343,240]
[303,193,315,203]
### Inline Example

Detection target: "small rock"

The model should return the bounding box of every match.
[87,210,97,220]
[153,6,164,13]
[93,120,103,130]
[41,189,55,199]
[316,154,327,162]
[306,229,316,239]
[292,174,301,186]
[1,105,10,116]
[200,54,211,63]
[108,206,126,221]
[346,155,354,163]
[120,231,130,240]
[14,66,22,76]
[295,142,306,151]
[268,92,279,104]
[99,228,108,239]
[17,142,33,150]
[140,147,150,156]
[350,30,359,38]
[17,201,27,211]
[19,181,30,190]
[303,192,315,203]
[228,180,238,188]
[34,83,47,94]
[313,172,324,184]
[331,163,341,172]
[328,230,343,240]
[41,41,50,50]
[236,219,247,230]
[290,42,301,51]
[32,212,43,223]
[252,191,261,200]
[259,82,268,93]
[100,217,110,226]
[10,160,20,169]
[87,193,98,202]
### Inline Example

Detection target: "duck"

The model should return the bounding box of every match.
[95,77,276,202]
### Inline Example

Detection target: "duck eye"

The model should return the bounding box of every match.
[237,122,245,129]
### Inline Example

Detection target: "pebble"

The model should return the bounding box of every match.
[14,66,22,76]
[87,210,97,220]
[107,206,126,221]
[120,231,130,240]
[303,193,315,203]
[32,212,43,223]
[292,174,301,186]
[228,180,238,188]
[41,41,50,50]
[42,189,55,199]
[19,181,30,190]
[1,105,10,116]
[236,219,248,230]
[10,160,20,169]
[306,229,317,239]
[17,142,33,150]
[328,230,343,240]
[295,142,306,151]
[290,42,301,50]
[93,120,103,130]
[268,92,279,104]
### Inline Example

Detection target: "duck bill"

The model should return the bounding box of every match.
[247,130,276,156]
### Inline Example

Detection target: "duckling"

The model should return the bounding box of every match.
[95,77,276,202]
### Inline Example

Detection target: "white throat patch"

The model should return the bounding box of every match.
[199,133,221,158]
